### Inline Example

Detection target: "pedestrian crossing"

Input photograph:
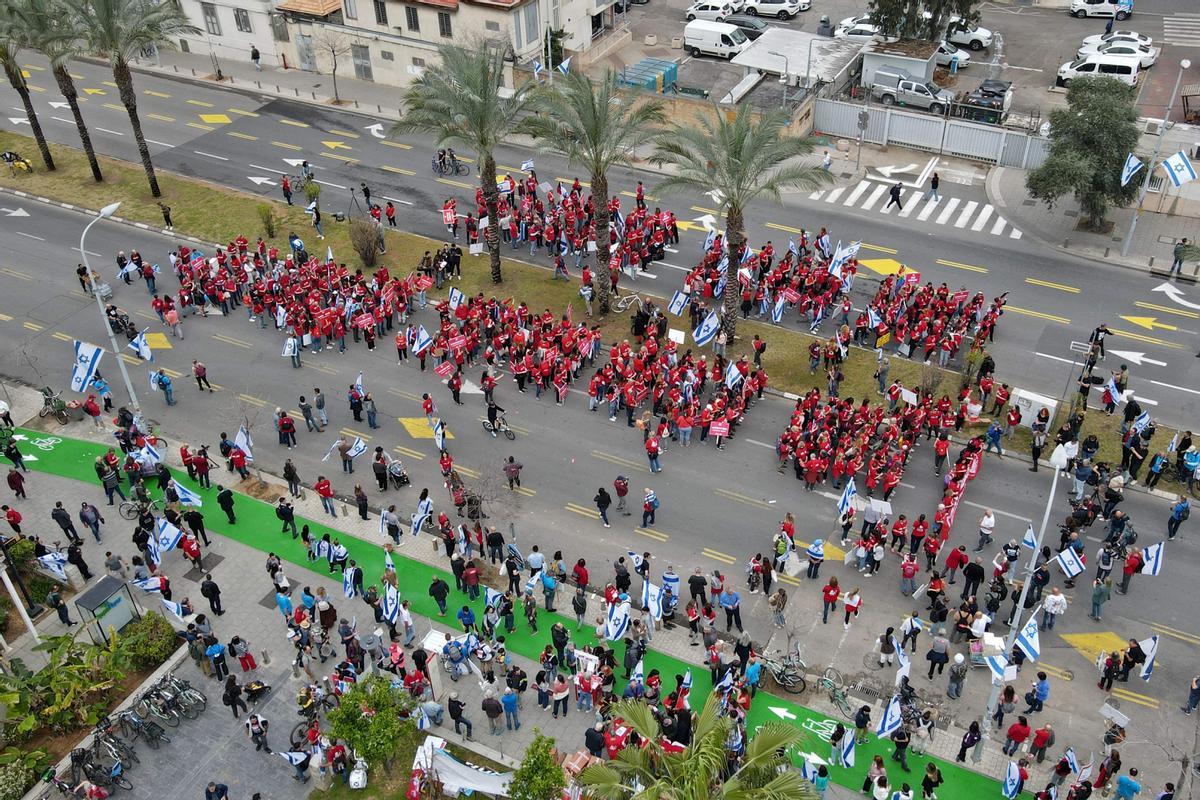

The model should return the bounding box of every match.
[807,181,1022,239]
[1163,14,1200,47]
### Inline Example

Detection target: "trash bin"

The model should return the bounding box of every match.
[66,400,86,421]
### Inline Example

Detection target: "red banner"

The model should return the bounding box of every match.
[952,289,970,304]
[414,275,434,291]
[434,361,456,378]
[903,271,921,285]
[448,335,467,351]
[352,312,375,329]
[709,420,730,437]
[442,208,456,225]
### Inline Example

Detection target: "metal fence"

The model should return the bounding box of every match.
[813,98,1050,170]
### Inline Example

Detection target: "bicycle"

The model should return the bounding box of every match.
[90,718,138,769]
[41,769,83,799]
[761,650,807,695]
[613,293,647,313]
[69,749,132,792]
[431,157,470,177]
[482,415,516,440]
[133,688,182,727]
[816,668,854,718]
[118,497,164,521]
[159,671,207,713]
[39,387,69,425]
[135,427,169,452]
[116,709,170,749]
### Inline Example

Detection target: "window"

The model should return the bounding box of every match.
[351,43,373,80]
[485,20,499,31]
[373,0,387,25]
[234,8,252,32]
[522,3,539,49]
[343,0,357,19]
[437,10,452,37]
[412,56,426,66]
[201,2,221,35]
[404,5,419,31]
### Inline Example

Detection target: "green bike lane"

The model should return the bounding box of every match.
[16,428,1006,797]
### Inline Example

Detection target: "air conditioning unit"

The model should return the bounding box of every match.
[1143,118,1164,135]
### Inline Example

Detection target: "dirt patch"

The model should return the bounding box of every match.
[1073,218,1115,235]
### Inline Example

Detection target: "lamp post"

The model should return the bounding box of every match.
[1121,58,1191,257]
[975,443,1069,761]
[769,50,790,109]
[80,202,141,415]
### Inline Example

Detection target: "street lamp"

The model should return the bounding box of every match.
[770,50,791,109]
[1121,58,1192,257]
[975,443,1070,760]
[80,202,142,415]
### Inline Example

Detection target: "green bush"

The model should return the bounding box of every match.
[257,204,279,238]
[116,612,179,670]
[0,761,38,800]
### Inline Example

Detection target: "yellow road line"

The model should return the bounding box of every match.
[271,141,302,151]
[388,387,421,401]
[456,465,480,479]
[590,450,648,473]
[620,190,658,202]
[185,98,214,107]
[1,268,32,280]
[186,122,213,131]
[514,486,537,497]
[381,141,411,150]
[310,363,338,375]
[227,131,258,141]
[765,222,800,234]
[436,177,472,190]
[101,81,117,88]
[382,165,416,176]
[144,89,171,98]
[212,333,251,349]
[555,176,590,187]
[1109,328,1183,349]
[691,205,720,214]
[0,312,12,322]
[702,547,736,565]
[1134,300,1200,319]
[227,108,259,117]
[936,258,989,274]
[321,152,359,163]
[1147,622,1200,645]
[135,310,156,321]
[1038,662,1073,681]
[340,427,370,440]
[1007,306,1070,325]
[713,487,773,510]
[565,503,598,519]
[26,85,44,92]
[1110,687,1158,708]
[393,446,425,460]
[237,394,266,406]
[1025,277,1080,293]
[21,64,44,71]
[328,129,360,138]
[779,574,802,586]
[860,242,899,254]
[23,321,43,331]
[51,331,71,341]
[636,527,670,542]
[102,102,125,112]
[147,113,175,122]
[161,367,182,378]
[279,118,308,128]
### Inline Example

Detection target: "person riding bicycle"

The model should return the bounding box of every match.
[436,149,447,173]
[446,147,458,171]
[486,399,505,433]
[300,160,313,182]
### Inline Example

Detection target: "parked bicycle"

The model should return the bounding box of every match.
[115,709,170,749]
[760,647,807,694]
[69,748,132,792]
[39,387,69,425]
[117,497,164,521]
[89,717,138,770]
[41,769,84,799]
[816,667,854,718]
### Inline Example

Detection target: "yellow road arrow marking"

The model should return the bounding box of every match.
[1118,315,1177,331]
[199,113,232,124]
[1061,631,1128,664]
[321,140,351,150]
[674,220,707,232]
[83,88,106,95]
[858,258,905,276]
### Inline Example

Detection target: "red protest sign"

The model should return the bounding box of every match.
[903,271,921,285]
[952,290,970,304]
[414,275,434,291]
[709,420,730,437]
[353,312,375,329]
[434,361,456,378]
[783,289,801,303]
[442,208,456,225]
[448,335,467,351]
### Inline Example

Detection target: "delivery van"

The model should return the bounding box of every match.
[684,20,751,59]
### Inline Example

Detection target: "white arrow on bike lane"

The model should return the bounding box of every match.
[768,707,797,720]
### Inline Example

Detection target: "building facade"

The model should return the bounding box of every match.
[176,0,288,70]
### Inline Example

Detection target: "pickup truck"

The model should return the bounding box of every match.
[870,69,954,114]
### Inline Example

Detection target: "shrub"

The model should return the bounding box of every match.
[304,182,321,204]
[326,675,414,771]
[348,218,380,268]
[116,612,179,670]
[0,761,38,800]
[257,204,279,238]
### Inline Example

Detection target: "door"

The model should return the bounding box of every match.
[296,33,315,72]
[350,43,373,81]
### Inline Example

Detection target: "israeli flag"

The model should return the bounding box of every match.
[740,244,754,265]
[892,636,909,670]
[355,372,365,397]
[234,425,254,462]
[131,576,162,594]
[840,733,856,768]
[161,598,187,621]
[702,228,716,253]
[626,550,645,572]
[725,361,743,389]
[1022,523,1037,549]
[148,369,161,393]
[1064,747,1079,773]
[521,159,535,172]
[1162,150,1198,188]
[806,539,825,561]
[1055,547,1085,579]
[128,329,154,361]
[448,287,464,311]
[384,549,395,573]
[1141,541,1164,576]
[826,241,845,277]
[411,509,430,537]
[800,756,817,782]
[532,60,543,78]
[173,480,203,507]
[413,325,434,355]
[714,269,727,299]
[837,478,857,516]
[347,437,368,459]
[139,442,163,465]
[714,668,734,694]
[867,305,882,329]
[525,569,544,595]
[275,305,287,328]
[809,302,825,333]
[692,310,720,347]
[433,419,447,452]
[631,658,644,684]
[986,653,1009,683]
[876,694,902,738]
[1003,761,1021,799]
[772,295,786,324]
[643,581,663,621]
[156,517,184,552]
[1104,373,1122,404]
[558,57,571,74]
[70,340,105,394]
[343,566,358,598]
[381,583,399,622]
[1131,410,1152,434]
[1120,153,1144,187]
[605,600,631,640]
[484,586,503,609]
[788,238,798,256]
[279,751,309,767]
[1138,635,1158,681]
[668,290,688,317]
[815,232,831,258]
[321,439,340,462]
[1168,432,1179,453]
[1015,606,1042,661]
[38,551,68,581]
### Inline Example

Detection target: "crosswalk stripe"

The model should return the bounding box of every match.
[990,216,1007,235]
[970,204,994,232]
[808,189,824,200]
[916,197,940,221]
[954,200,978,228]
[897,193,920,218]
[935,197,960,225]
[860,184,888,211]
[842,181,871,206]
[879,189,906,214]
[824,186,846,204]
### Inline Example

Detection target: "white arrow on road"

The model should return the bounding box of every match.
[364,123,386,138]
[1107,349,1167,367]
[768,707,797,720]
[48,101,70,110]
[8,117,30,126]
[1151,281,1200,311]
[694,213,718,232]
[247,176,275,186]
[705,188,725,205]
[0,207,29,217]
[282,158,307,167]
[874,163,919,177]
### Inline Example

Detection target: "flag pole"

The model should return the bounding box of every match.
[81,204,142,414]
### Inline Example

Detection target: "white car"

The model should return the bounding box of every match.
[838,13,871,28]
[686,1,733,21]
[835,21,893,42]
[945,19,993,51]
[935,41,971,68]
[1070,0,1133,19]
[742,0,807,19]
[1077,41,1158,68]
[1081,30,1153,48]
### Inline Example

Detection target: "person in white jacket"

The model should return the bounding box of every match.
[1040,587,1069,631]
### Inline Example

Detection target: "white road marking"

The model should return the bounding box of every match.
[51,116,73,124]
[897,193,920,218]
[145,139,174,147]
[96,127,124,136]
[315,179,346,190]
[1009,228,1022,240]
[963,500,1031,523]
[842,181,871,206]
[954,200,978,228]
[935,197,960,225]
[655,262,690,272]
[1034,352,1076,365]
[917,197,940,221]
[971,204,994,232]
[990,216,1007,235]
[860,184,888,211]
[823,186,846,204]
[16,231,45,240]
[879,189,906,214]
[381,195,414,207]
[744,438,775,449]
[1148,379,1200,396]
[193,150,229,161]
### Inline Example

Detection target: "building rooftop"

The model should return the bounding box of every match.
[731,29,866,87]
[865,39,940,59]
[275,0,343,15]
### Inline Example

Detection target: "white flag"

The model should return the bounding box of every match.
[1120,153,1144,187]
[1162,150,1197,188]
[128,329,154,361]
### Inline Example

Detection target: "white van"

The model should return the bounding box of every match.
[684,20,751,59]
[1070,0,1133,20]
[1057,53,1140,86]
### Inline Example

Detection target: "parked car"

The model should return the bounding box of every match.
[741,0,806,19]
[945,18,993,50]
[1069,0,1133,19]
[1080,30,1154,49]
[1077,41,1157,68]
[723,13,771,39]
[1057,53,1141,86]
[934,40,971,68]
[870,67,954,113]
[683,19,751,57]
[838,13,871,28]
[835,21,894,42]
[686,1,734,21]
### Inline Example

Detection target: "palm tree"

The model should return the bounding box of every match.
[578,696,816,800]
[651,105,832,340]
[0,2,55,171]
[393,42,536,284]
[523,70,666,315]
[17,0,101,182]
[69,0,197,197]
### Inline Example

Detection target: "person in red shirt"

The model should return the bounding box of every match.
[314,476,336,518]
[820,577,840,624]
[645,436,662,474]
[3,505,21,534]
[944,545,969,584]
[1002,716,1031,756]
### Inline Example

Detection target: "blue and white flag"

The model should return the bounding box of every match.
[279,751,309,767]
[70,340,105,394]
[38,551,68,581]
[1141,541,1164,576]
[826,240,845,277]
[532,60,543,78]
[148,369,161,393]
[692,310,720,347]
[384,549,396,574]
[138,442,163,465]
[381,583,399,622]
[1131,410,1152,434]
[355,371,365,396]
[816,232,831,258]
[1162,150,1198,188]
[128,329,154,361]
[1168,432,1179,453]
[1022,523,1037,549]
[343,565,358,599]
[892,636,910,671]
[234,425,254,463]
[806,539,824,561]
[702,228,717,253]
[448,287,465,311]
[131,576,162,594]
[837,478,857,516]
[321,439,340,462]
[484,586,503,609]
[172,480,203,507]
[521,159,535,172]
[800,755,817,782]
[411,509,430,537]
[876,693,902,738]
[986,653,1009,683]
[605,600,631,640]
[772,295,786,324]
[433,419,447,452]
[161,598,187,621]
[413,325,434,355]
[631,657,644,684]
[740,244,754,265]
[347,437,368,459]
[840,733,856,768]
[626,550,645,572]
[867,305,882,329]
[1055,547,1085,579]
[725,361,743,389]
[643,580,663,621]
[668,290,688,317]
[525,569,544,595]
[612,208,626,240]
[1015,607,1042,661]
[1120,153,1144,187]
[661,570,679,602]
[1064,747,1079,774]
[156,517,184,552]
[808,302,825,333]
[415,707,432,730]
[1104,373,1122,404]
[1138,634,1158,680]
[714,268,727,299]
[788,238,798,256]
[558,57,571,75]
[714,668,734,694]
[1003,761,1021,799]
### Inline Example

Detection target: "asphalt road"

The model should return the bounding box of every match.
[1,201,1196,741]
[1,54,1198,430]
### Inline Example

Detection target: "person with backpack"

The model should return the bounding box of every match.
[613,475,631,515]
[1167,495,1190,541]
[642,488,660,527]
